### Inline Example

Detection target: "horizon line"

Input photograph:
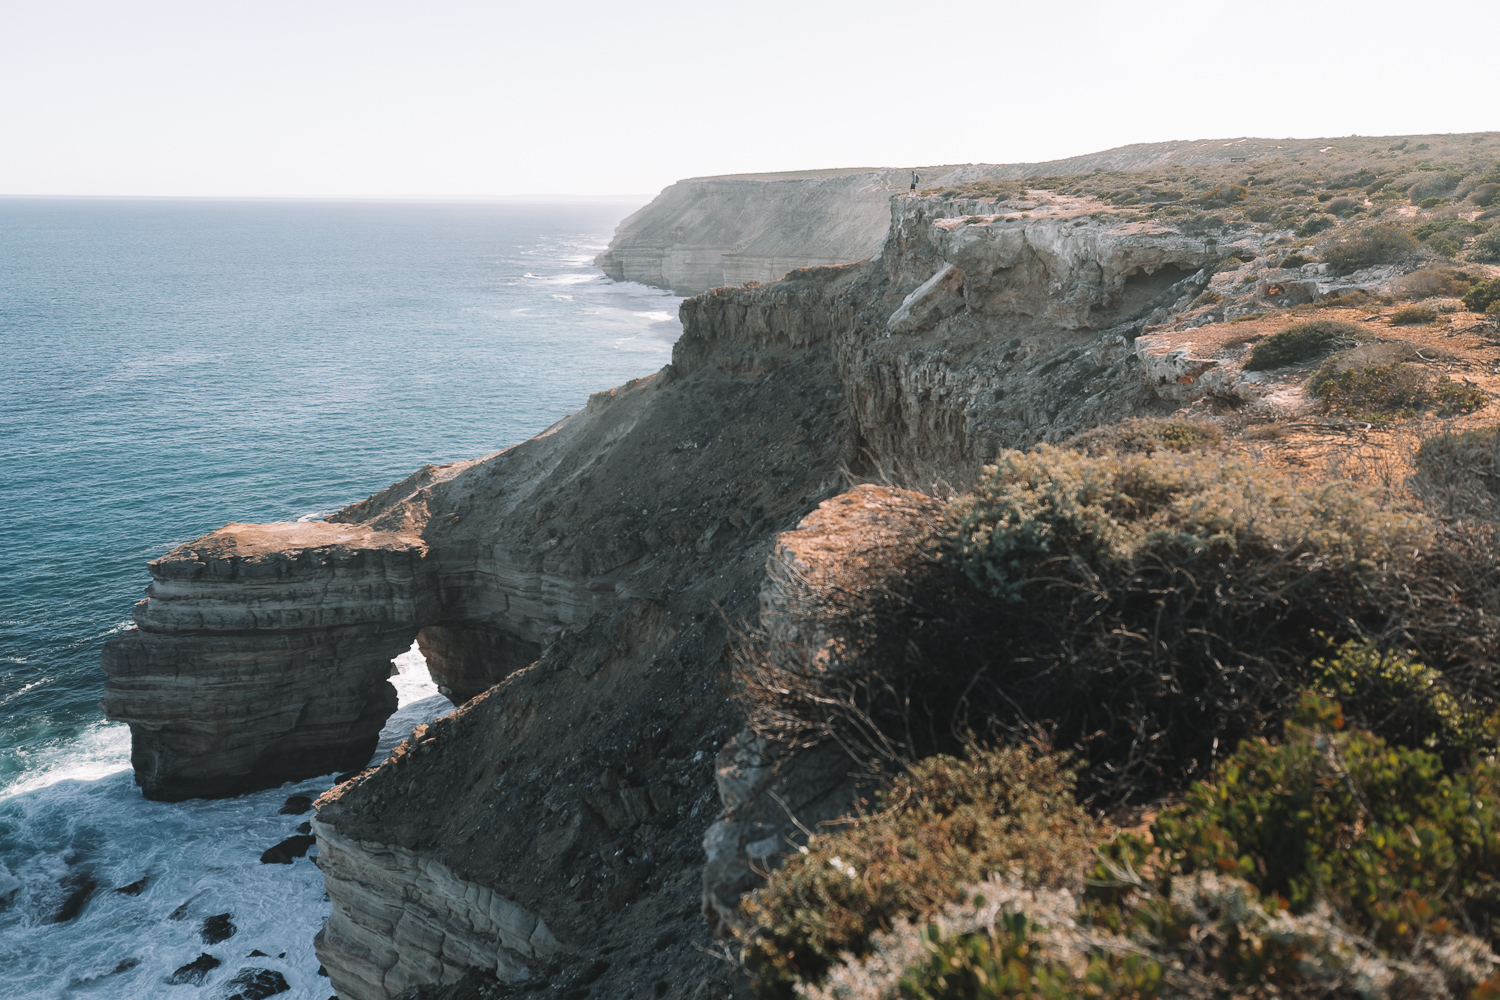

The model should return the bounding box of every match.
[0,192,659,204]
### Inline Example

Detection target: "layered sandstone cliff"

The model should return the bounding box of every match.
[99,520,434,800]
[103,185,1277,996]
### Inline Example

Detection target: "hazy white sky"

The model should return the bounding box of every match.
[1,0,1495,199]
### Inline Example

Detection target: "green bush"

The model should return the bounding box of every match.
[1149,693,1500,947]
[1323,225,1420,275]
[1243,320,1363,370]
[1465,278,1500,313]
[1473,230,1500,264]
[1313,640,1484,753]
[739,747,1097,999]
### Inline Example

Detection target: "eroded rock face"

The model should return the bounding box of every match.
[701,485,943,937]
[100,521,433,800]
[313,818,563,998]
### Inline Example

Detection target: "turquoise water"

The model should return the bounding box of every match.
[0,198,681,997]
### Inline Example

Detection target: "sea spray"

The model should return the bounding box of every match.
[0,647,446,999]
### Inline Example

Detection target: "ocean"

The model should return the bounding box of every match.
[0,198,682,998]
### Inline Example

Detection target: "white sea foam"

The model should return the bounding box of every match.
[0,644,447,1000]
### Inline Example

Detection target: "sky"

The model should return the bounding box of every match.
[1,0,1496,200]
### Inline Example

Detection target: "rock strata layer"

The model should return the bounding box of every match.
[100,521,433,800]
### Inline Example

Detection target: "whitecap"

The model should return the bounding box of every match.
[0,645,449,1000]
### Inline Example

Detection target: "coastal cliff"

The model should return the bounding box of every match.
[595,134,1461,296]
[104,188,1236,996]
[99,130,1500,998]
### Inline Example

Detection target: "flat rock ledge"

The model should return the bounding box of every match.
[100,521,430,800]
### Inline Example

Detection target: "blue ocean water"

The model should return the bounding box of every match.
[0,198,681,997]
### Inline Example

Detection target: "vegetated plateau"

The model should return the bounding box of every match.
[98,132,1500,1000]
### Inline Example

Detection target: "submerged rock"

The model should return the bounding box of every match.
[48,871,96,924]
[113,876,148,896]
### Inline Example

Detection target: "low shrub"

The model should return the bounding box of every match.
[1067,417,1222,457]
[1394,268,1480,299]
[900,914,1164,1000]
[1311,361,1485,422]
[1323,225,1421,275]
[1410,172,1466,204]
[739,747,1097,999]
[1392,304,1441,325]
[1463,278,1500,314]
[1243,320,1363,370]
[1473,230,1500,264]
[1422,196,1451,210]
[736,447,1500,810]
[1324,196,1362,217]
[1148,693,1500,947]
[1313,640,1484,754]
[883,697,1500,1000]
[1474,183,1500,208]
[1296,214,1336,237]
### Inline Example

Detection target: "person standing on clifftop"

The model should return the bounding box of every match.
[910,170,919,196]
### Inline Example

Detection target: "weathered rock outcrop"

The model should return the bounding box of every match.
[104,182,1247,995]
[99,520,434,800]
[595,168,911,295]
[701,485,943,937]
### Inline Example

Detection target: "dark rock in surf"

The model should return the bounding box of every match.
[114,877,149,896]
[259,835,316,864]
[223,967,290,999]
[278,794,314,815]
[202,912,236,944]
[166,953,221,985]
